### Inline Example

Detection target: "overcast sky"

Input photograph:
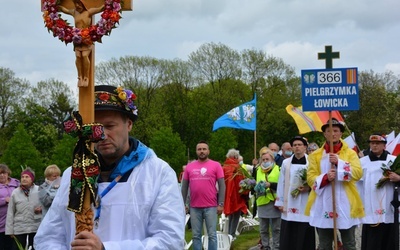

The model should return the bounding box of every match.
[1,0,399,93]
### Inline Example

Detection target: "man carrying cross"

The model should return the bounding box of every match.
[305,118,364,250]
[34,85,185,249]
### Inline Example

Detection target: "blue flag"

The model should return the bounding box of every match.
[212,95,257,131]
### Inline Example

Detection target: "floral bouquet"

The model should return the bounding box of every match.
[239,178,256,194]
[254,181,267,198]
[376,158,400,188]
[290,168,308,198]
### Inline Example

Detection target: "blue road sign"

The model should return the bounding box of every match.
[301,67,359,112]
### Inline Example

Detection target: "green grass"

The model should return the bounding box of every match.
[229,228,260,250]
[185,226,260,250]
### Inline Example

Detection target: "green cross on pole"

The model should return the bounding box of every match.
[318,45,340,69]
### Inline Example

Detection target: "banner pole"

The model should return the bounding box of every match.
[329,111,338,250]
[254,131,257,160]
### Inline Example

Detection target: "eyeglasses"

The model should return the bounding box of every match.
[293,144,304,147]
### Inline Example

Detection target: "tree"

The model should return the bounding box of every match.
[160,58,196,92]
[208,129,238,163]
[96,56,165,99]
[9,104,58,163]
[345,70,400,150]
[96,56,169,144]
[241,49,270,93]
[29,79,76,137]
[149,127,187,175]
[254,73,301,147]
[3,42,400,184]
[50,133,77,172]
[93,44,303,159]
[1,124,42,178]
[0,67,30,128]
[156,59,195,147]
[189,42,242,93]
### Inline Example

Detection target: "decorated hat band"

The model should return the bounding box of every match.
[368,134,387,143]
[94,85,138,121]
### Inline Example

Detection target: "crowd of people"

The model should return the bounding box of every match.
[0,164,61,250]
[1,84,400,250]
[182,118,400,250]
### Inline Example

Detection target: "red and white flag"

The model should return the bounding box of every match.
[386,133,400,156]
[344,132,359,153]
[386,131,395,145]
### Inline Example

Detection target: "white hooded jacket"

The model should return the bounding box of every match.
[34,149,185,250]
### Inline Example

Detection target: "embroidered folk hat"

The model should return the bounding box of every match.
[321,118,345,132]
[94,85,138,121]
[367,134,387,144]
[290,136,308,147]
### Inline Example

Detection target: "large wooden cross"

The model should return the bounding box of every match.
[43,0,132,234]
[318,45,340,69]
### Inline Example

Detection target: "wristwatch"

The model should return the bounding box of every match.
[218,202,224,207]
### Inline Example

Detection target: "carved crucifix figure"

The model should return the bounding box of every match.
[58,0,104,87]
[55,0,132,87]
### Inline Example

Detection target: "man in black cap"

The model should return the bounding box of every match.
[275,136,315,250]
[359,134,398,250]
[35,85,185,249]
[305,118,364,250]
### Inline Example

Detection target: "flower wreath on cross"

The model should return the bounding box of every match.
[42,0,122,46]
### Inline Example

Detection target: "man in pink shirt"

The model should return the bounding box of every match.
[181,141,225,250]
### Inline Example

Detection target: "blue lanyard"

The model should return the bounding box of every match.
[94,175,122,228]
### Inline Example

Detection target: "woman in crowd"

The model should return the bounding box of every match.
[254,149,281,250]
[0,164,19,250]
[307,142,319,155]
[222,149,248,238]
[39,164,61,218]
[6,167,41,250]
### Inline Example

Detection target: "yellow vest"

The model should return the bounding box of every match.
[256,164,280,206]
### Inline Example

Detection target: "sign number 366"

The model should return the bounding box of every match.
[318,71,342,84]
